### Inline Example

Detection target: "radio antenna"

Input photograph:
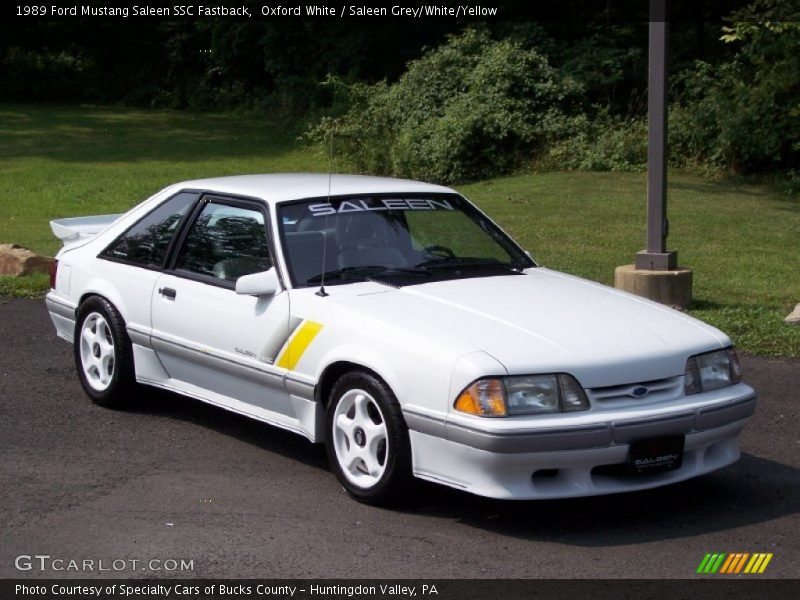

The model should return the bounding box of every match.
[316,120,335,297]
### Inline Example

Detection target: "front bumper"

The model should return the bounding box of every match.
[405,384,756,499]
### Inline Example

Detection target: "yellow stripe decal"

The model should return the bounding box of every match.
[748,554,766,574]
[758,554,773,574]
[275,321,323,371]
[744,554,759,574]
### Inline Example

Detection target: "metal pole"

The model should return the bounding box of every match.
[635,0,677,271]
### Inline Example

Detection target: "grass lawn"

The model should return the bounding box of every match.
[1,104,798,356]
[462,173,800,356]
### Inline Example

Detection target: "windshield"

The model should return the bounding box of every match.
[277,193,535,288]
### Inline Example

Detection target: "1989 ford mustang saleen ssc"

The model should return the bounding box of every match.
[45,174,757,504]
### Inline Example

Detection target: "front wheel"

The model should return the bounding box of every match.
[74,296,137,408]
[326,371,412,505]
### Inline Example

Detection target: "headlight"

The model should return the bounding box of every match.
[455,374,589,417]
[685,347,741,395]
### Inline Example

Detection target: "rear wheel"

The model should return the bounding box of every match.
[74,296,137,408]
[326,371,412,505]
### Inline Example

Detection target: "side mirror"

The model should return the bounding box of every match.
[235,268,280,296]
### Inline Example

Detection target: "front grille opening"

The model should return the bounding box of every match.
[531,469,560,480]
[592,459,688,482]
[589,376,684,406]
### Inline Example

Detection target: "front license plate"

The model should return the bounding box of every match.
[629,435,685,475]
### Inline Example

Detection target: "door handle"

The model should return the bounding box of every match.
[158,287,177,299]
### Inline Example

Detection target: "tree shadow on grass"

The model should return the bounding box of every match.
[670,179,772,199]
[672,178,800,214]
[776,201,800,214]
[689,298,726,310]
[0,104,303,163]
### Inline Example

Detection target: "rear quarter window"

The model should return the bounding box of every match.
[100,192,197,268]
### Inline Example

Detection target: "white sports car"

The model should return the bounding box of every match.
[46,174,757,504]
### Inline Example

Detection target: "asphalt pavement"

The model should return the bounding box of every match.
[1,298,798,579]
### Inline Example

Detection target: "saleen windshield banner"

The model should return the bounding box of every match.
[308,198,455,216]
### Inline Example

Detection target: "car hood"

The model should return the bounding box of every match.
[359,268,729,388]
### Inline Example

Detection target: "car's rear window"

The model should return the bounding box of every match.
[100,192,197,268]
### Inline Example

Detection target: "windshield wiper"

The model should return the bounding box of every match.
[306,265,431,284]
[414,256,522,270]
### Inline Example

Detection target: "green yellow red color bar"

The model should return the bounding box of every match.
[697,553,773,574]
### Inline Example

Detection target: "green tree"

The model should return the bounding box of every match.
[308,29,581,183]
[671,0,800,173]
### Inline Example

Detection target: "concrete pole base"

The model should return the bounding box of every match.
[614,264,693,309]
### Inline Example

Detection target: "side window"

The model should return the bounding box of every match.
[101,192,197,267]
[174,201,271,283]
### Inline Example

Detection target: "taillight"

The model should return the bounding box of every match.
[49,259,58,290]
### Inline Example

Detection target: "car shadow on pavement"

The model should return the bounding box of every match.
[121,388,798,546]
[126,387,330,470]
[406,452,799,546]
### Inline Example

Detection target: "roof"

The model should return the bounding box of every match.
[175,173,455,204]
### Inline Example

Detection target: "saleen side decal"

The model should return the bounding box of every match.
[275,321,324,370]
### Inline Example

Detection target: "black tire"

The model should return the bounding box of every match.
[325,370,413,505]
[74,296,138,408]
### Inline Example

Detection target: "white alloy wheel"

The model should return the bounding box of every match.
[79,312,116,391]
[331,388,389,488]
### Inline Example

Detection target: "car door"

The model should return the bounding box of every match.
[150,195,294,420]
[96,191,199,347]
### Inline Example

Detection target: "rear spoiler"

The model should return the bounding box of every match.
[50,214,122,245]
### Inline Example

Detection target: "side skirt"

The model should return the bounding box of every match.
[132,343,324,443]
[137,375,322,443]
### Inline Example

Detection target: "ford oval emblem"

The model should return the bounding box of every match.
[632,386,649,398]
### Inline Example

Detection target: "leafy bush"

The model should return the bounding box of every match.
[557,27,646,115]
[783,169,800,196]
[540,112,647,171]
[307,29,581,184]
[670,17,800,174]
[1,47,96,103]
